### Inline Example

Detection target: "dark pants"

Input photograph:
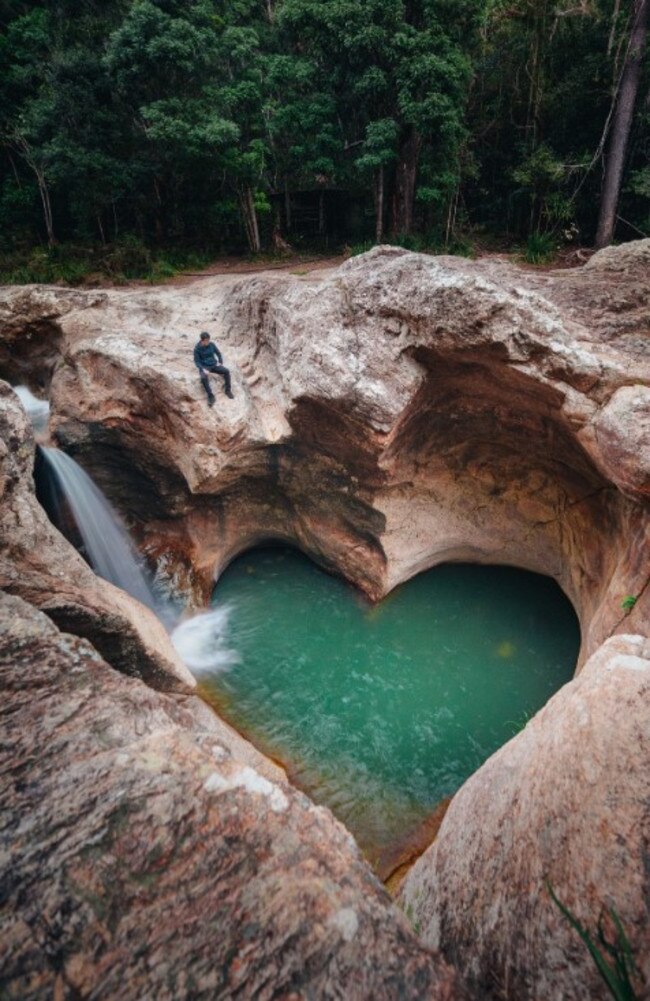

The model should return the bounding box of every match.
[200,364,231,399]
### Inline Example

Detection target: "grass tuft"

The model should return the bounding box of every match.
[546,880,642,1000]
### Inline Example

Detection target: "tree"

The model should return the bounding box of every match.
[278,0,481,239]
[596,0,649,247]
[105,0,242,243]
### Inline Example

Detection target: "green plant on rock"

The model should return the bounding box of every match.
[546,881,642,1001]
[621,595,637,613]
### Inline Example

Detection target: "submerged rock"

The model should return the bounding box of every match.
[0,592,462,1000]
[398,633,650,1000]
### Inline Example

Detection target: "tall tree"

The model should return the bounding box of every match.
[595,0,649,246]
[278,0,480,239]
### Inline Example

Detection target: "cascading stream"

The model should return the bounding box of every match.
[13,385,50,439]
[13,384,233,668]
[39,446,159,615]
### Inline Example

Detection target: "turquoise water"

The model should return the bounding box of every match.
[201,548,579,869]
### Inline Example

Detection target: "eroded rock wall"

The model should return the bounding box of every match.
[0,380,194,691]
[0,592,461,1000]
[0,241,649,1000]
[398,633,650,1001]
[3,243,644,662]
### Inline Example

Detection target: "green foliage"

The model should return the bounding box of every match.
[0,0,648,265]
[0,239,214,285]
[628,169,650,200]
[546,882,641,1001]
[349,241,376,257]
[523,232,558,265]
[349,232,476,258]
[621,595,638,613]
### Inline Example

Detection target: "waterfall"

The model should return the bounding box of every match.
[13,385,50,438]
[39,446,159,615]
[13,382,235,674]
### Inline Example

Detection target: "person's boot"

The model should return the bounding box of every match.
[208,394,215,407]
[225,388,234,399]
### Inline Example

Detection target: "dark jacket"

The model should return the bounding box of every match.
[193,340,223,370]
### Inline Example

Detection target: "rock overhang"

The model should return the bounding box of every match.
[0,242,648,1000]
[0,241,648,666]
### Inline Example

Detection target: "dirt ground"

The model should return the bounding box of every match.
[126,244,597,290]
[165,254,348,286]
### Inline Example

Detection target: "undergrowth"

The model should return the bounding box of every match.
[521,232,558,264]
[0,238,214,286]
[546,881,642,1000]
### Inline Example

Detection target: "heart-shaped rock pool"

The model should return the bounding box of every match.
[198,548,579,876]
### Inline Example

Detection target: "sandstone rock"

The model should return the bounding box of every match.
[584,236,650,274]
[0,592,463,1000]
[398,633,650,1001]
[0,380,194,691]
[579,383,650,499]
[0,245,648,1001]
[0,244,644,665]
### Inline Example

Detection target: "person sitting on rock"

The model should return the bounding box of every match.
[193,331,234,407]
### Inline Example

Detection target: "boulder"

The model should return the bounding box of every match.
[583,236,650,275]
[0,592,462,1000]
[398,633,650,1001]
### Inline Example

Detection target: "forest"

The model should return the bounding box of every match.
[0,0,648,282]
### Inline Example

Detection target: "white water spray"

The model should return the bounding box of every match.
[170,606,240,674]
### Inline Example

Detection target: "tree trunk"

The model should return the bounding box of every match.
[445,182,459,247]
[595,0,649,248]
[375,166,384,243]
[239,186,261,253]
[391,129,420,237]
[284,181,292,233]
[36,171,55,248]
[13,135,56,247]
[248,187,261,253]
[153,177,164,242]
[607,0,622,57]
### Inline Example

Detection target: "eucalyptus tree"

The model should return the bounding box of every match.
[466,0,650,243]
[596,0,649,246]
[277,0,481,239]
[104,0,241,243]
[0,0,135,246]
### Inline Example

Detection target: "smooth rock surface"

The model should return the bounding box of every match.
[0,380,194,691]
[399,633,650,1001]
[0,592,462,1000]
[0,242,648,1000]
[1,242,646,662]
